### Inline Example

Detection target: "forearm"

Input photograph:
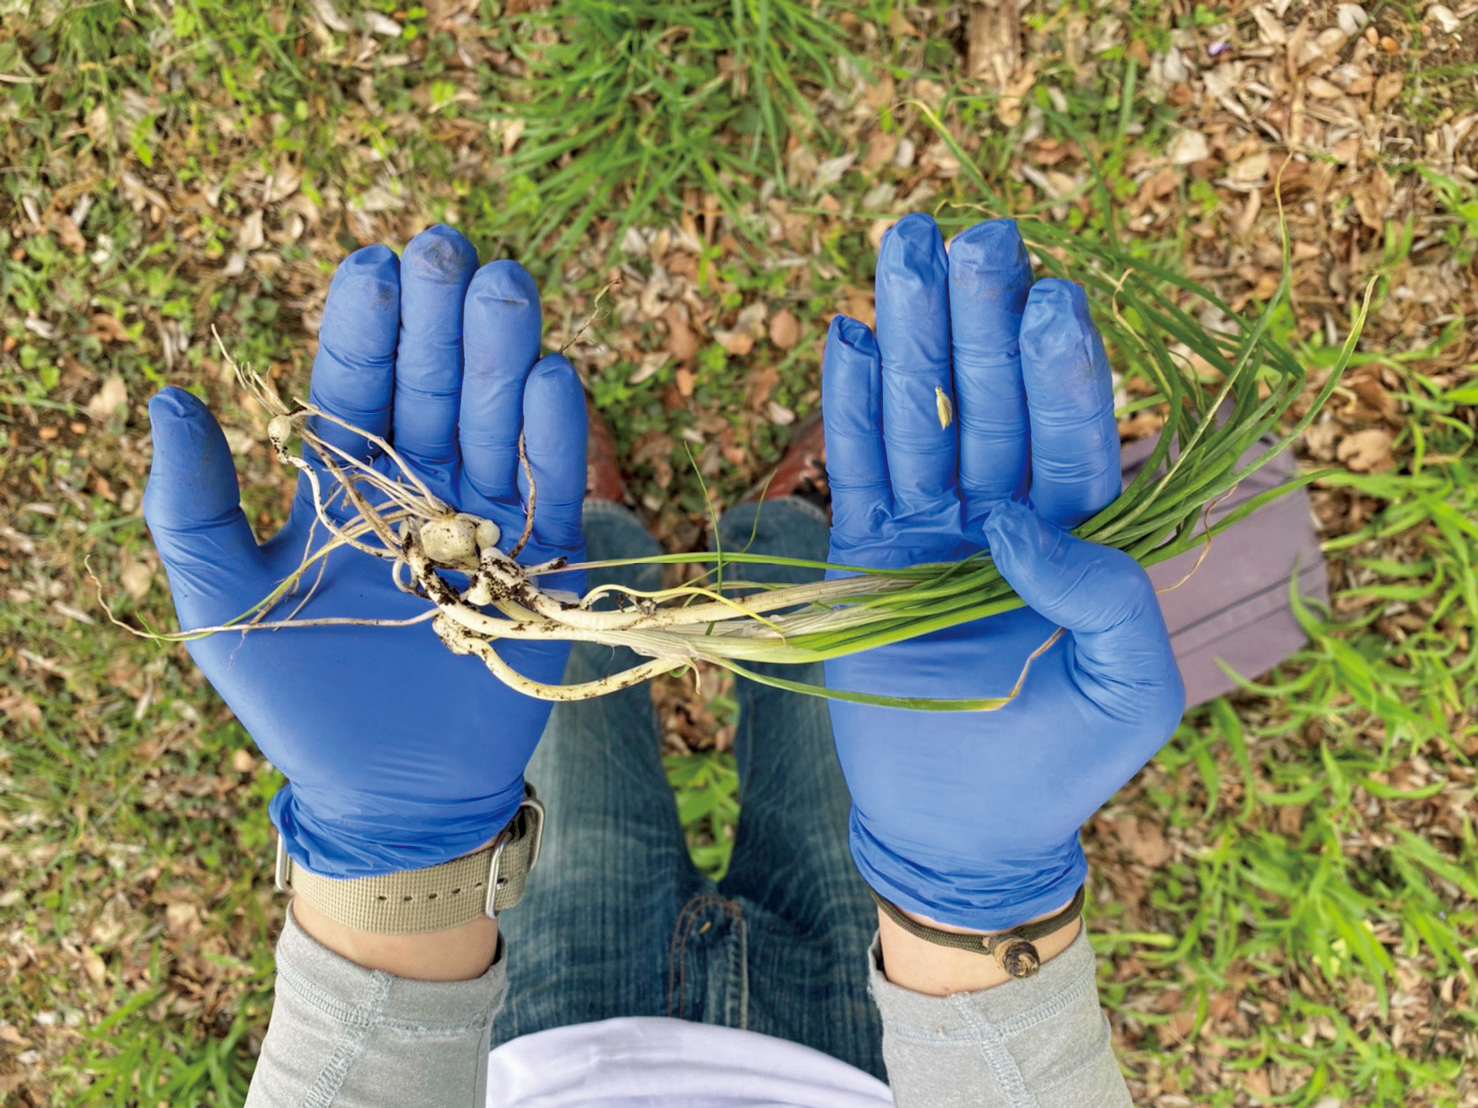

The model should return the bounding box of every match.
[868,920,1131,1108]
[245,905,506,1108]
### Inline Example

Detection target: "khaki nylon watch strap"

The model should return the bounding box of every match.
[275,785,545,935]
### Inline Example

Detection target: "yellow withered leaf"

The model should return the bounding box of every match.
[935,386,953,430]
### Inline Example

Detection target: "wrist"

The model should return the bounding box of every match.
[876,896,1083,997]
[289,824,508,981]
[292,895,500,982]
[279,785,545,980]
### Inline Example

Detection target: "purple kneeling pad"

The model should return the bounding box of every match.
[1119,431,1328,711]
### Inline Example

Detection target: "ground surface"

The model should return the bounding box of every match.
[1,1,1475,1105]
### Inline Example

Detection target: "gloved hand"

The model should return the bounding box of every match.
[143,225,587,879]
[822,214,1186,931]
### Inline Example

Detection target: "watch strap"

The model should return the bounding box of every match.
[275,784,545,935]
[870,884,1086,979]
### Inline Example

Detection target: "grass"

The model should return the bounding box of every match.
[664,749,742,880]
[482,0,877,274]
[1089,352,1478,1104]
[1,1,1475,1105]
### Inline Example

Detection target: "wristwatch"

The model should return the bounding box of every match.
[274,784,545,935]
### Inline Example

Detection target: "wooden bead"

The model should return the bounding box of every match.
[994,937,1041,978]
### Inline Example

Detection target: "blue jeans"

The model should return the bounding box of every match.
[491,498,886,1082]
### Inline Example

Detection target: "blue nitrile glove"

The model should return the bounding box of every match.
[142,225,587,878]
[822,214,1186,931]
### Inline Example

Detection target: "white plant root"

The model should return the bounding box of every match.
[184,330,932,703]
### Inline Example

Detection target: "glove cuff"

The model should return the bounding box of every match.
[848,813,1089,932]
[270,776,529,879]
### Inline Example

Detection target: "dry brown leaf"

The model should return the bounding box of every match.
[1168,130,1210,166]
[1330,135,1361,164]
[81,946,107,986]
[1157,1005,1197,1045]
[1336,3,1368,35]
[746,364,781,411]
[814,153,856,189]
[1427,4,1460,33]
[862,74,895,110]
[1305,76,1344,99]
[0,692,42,731]
[1245,1068,1273,1098]
[1252,5,1287,44]
[1208,991,1238,1022]
[889,9,921,36]
[232,749,257,774]
[1126,818,1173,867]
[1229,152,1271,183]
[264,163,302,205]
[51,212,87,254]
[501,117,525,156]
[119,560,152,601]
[769,308,800,350]
[911,78,948,107]
[1350,373,1399,420]
[994,64,1038,127]
[1143,166,1181,200]
[90,314,130,344]
[862,131,899,172]
[845,289,876,328]
[311,0,349,32]
[675,367,696,398]
[1353,167,1392,230]
[0,1025,28,1047]
[165,902,202,938]
[237,209,265,251]
[664,304,698,362]
[1337,428,1395,472]
[714,329,755,356]
[1373,71,1404,110]
[86,375,128,420]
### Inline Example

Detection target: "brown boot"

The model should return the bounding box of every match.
[744,413,828,511]
[585,396,629,503]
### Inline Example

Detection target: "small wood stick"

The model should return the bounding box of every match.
[509,432,537,559]
[559,276,622,356]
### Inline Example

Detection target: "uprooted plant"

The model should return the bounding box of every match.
[109,207,1375,712]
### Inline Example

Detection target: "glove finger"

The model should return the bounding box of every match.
[460,260,544,503]
[875,213,957,514]
[142,388,264,612]
[821,315,891,549]
[393,225,479,467]
[1020,280,1120,529]
[983,499,1186,708]
[307,245,400,468]
[948,219,1033,533]
[517,353,587,556]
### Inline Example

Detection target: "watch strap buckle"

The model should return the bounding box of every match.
[274,832,293,894]
[484,786,545,918]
